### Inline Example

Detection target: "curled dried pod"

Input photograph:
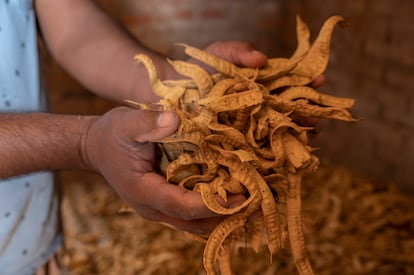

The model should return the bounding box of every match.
[127,14,356,275]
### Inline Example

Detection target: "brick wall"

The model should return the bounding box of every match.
[97,0,414,190]
[98,0,284,58]
[278,0,414,191]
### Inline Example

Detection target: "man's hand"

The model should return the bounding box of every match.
[81,107,245,235]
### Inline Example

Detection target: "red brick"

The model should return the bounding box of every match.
[407,95,414,128]
[390,17,414,44]
[385,66,414,91]
[201,8,227,20]
[175,10,194,21]
[378,89,410,124]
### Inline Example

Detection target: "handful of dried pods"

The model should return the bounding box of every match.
[127,15,355,275]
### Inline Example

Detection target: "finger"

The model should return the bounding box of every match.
[117,108,180,143]
[310,74,326,88]
[205,41,268,68]
[138,173,219,219]
[135,204,225,235]
[136,173,246,220]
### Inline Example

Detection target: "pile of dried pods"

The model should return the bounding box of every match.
[127,15,356,275]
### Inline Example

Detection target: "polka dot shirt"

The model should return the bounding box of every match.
[0,1,62,274]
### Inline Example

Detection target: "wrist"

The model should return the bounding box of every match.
[0,113,100,178]
[79,115,100,172]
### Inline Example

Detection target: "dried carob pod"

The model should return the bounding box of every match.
[127,15,356,275]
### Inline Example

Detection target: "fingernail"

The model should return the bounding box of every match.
[157,111,177,128]
[248,50,268,66]
[251,50,266,57]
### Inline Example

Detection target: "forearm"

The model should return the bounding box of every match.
[0,112,96,178]
[35,0,173,103]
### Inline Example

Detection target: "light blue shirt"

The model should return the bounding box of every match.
[0,0,61,274]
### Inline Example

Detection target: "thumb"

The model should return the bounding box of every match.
[132,110,180,143]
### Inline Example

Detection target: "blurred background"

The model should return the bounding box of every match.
[41,0,414,274]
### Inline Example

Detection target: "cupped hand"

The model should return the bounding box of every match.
[81,107,243,235]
